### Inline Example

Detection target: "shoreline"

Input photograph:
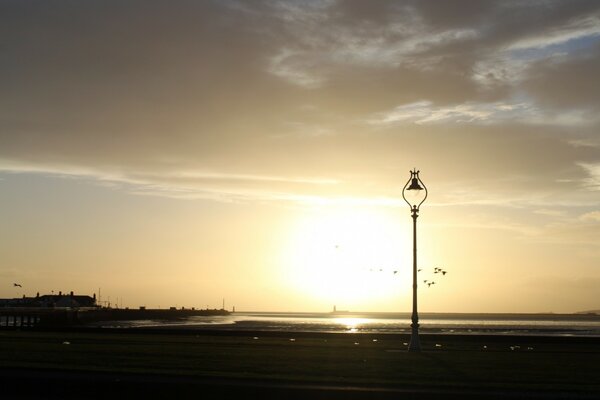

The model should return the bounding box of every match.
[4,324,600,343]
[80,321,600,339]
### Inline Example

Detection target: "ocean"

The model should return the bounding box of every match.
[93,311,600,337]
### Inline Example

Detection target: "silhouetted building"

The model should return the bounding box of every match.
[0,291,97,308]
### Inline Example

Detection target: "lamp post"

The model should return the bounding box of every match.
[402,169,428,352]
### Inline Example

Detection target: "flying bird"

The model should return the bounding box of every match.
[441,270,448,275]
[393,270,398,274]
[13,283,22,287]
[417,268,422,272]
[423,280,428,283]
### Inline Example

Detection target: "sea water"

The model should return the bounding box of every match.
[94,311,600,337]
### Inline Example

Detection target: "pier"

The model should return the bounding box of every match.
[0,307,229,328]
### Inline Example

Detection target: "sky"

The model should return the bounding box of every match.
[1,0,599,313]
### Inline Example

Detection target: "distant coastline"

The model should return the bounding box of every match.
[577,309,600,315]
[236,311,600,320]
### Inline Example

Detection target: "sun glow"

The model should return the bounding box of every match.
[279,207,411,310]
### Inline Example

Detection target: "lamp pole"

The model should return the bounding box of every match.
[402,169,427,352]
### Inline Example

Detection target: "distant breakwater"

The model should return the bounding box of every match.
[0,308,230,328]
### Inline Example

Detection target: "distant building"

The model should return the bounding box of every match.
[0,291,97,308]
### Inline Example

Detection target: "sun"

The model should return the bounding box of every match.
[279,207,412,309]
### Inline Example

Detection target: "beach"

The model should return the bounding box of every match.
[1,327,599,399]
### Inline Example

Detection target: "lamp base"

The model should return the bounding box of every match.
[408,326,421,352]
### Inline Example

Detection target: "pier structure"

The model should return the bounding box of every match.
[0,307,230,329]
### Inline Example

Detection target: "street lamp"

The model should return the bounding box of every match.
[402,169,428,352]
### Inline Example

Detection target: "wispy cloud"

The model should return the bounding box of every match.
[472,14,600,89]
[0,159,344,203]
[580,210,600,222]
[508,15,600,51]
[264,3,478,87]
[268,48,325,89]
[367,100,593,126]
[326,27,478,69]
[568,138,600,148]
[368,101,493,125]
[578,162,600,190]
[160,171,340,185]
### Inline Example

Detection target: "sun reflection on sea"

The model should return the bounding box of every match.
[334,317,370,332]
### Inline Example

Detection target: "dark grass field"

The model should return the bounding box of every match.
[1,329,599,399]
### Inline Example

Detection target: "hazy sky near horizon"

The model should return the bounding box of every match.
[1,0,599,313]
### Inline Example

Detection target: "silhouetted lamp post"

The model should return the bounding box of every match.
[402,169,428,352]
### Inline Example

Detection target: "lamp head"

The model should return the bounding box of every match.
[402,169,428,211]
[406,176,424,191]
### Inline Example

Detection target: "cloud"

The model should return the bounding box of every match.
[367,100,595,126]
[268,48,325,88]
[580,211,600,222]
[367,101,492,125]
[467,6,600,93]
[522,43,600,109]
[0,0,599,209]
[263,2,480,89]
[568,138,600,148]
[508,15,600,51]
[0,158,345,203]
[578,163,600,190]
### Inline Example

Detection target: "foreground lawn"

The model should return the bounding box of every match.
[1,330,599,395]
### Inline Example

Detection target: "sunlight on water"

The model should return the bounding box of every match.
[334,317,371,332]
[91,312,600,337]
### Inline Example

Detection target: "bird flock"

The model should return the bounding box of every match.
[423,267,448,287]
[367,268,400,275]
[365,264,449,288]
